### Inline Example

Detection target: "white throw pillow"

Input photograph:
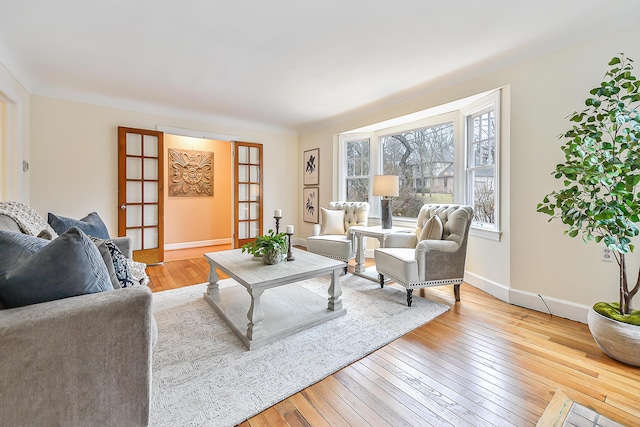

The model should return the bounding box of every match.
[418,214,443,241]
[320,208,346,235]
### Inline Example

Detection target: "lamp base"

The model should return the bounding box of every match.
[381,199,393,229]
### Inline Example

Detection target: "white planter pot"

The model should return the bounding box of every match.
[587,307,640,367]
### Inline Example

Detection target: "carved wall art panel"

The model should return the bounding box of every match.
[168,148,213,197]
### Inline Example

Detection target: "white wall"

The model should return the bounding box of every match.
[300,24,640,323]
[29,96,299,239]
[0,62,30,202]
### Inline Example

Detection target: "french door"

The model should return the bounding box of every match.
[234,142,263,248]
[117,127,164,264]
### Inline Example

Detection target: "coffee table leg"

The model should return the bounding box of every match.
[247,288,265,340]
[328,269,342,311]
[355,233,366,273]
[206,258,220,296]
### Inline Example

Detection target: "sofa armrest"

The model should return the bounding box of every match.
[312,224,321,236]
[0,287,154,426]
[111,236,133,258]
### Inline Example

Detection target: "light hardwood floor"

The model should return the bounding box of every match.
[147,250,640,427]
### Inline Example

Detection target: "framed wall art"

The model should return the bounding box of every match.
[168,148,213,197]
[303,148,319,186]
[303,187,319,223]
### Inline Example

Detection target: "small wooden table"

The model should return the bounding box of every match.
[203,248,346,350]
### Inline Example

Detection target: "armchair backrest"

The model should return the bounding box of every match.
[320,201,369,235]
[415,204,473,247]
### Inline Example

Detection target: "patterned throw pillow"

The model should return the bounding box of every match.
[96,238,135,288]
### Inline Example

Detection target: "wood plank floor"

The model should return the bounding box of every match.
[147,251,640,427]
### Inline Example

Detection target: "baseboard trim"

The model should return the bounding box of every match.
[165,238,232,251]
[508,288,590,324]
[464,271,589,323]
[464,271,510,302]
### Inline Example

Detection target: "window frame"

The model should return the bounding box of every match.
[461,91,501,240]
[338,89,501,240]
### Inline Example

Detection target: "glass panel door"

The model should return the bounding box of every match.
[234,142,263,248]
[118,127,164,264]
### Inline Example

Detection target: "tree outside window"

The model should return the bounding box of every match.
[345,139,370,202]
[467,109,496,227]
[381,122,454,218]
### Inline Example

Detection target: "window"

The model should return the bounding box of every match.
[381,122,454,218]
[345,139,370,202]
[467,109,496,227]
[338,89,501,238]
[463,91,500,233]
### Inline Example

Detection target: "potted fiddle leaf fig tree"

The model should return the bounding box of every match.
[241,229,288,265]
[537,54,640,366]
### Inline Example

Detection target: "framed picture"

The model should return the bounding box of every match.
[303,148,319,186]
[303,187,319,223]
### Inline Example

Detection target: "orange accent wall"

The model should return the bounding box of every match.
[164,134,232,246]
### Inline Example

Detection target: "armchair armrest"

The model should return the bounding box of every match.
[415,239,464,281]
[111,236,132,258]
[384,231,417,248]
[0,287,154,426]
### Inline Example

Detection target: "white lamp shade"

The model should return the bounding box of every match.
[373,175,399,197]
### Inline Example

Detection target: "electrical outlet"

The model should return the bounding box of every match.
[601,247,614,262]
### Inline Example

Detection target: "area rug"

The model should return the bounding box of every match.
[149,274,449,426]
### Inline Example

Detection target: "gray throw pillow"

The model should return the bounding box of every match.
[48,211,110,240]
[0,227,114,308]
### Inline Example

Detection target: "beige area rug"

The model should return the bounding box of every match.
[149,274,449,427]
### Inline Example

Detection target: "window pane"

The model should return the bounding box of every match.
[470,111,495,167]
[345,139,370,202]
[381,122,454,218]
[346,178,369,202]
[470,169,495,226]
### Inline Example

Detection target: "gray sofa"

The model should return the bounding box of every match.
[0,213,156,426]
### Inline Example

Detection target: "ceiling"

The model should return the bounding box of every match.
[1,1,639,134]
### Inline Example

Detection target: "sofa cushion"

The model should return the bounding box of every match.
[419,214,443,242]
[48,211,110,239]
[320,208,346,235]
[0,227,114,308]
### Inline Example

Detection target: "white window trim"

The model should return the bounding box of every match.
[338,132,373,201]
[461,90,501,240]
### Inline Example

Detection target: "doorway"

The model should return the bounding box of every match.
[163,134,234,260]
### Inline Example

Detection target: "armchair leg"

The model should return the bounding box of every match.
[407,289,413,307]
[344,263,348,275]
[378,274,385,288]
[454,284,461,302]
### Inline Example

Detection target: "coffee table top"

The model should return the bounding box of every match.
[204,248,344,290]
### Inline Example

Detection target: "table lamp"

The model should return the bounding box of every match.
[373,175,399,229]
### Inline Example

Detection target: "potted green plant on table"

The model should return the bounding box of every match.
[537,54,640,366]
[241,229,289,265]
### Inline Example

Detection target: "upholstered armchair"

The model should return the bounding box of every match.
[306,202,370,273]
[374,204,473,306]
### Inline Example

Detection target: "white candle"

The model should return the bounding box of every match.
[274,209,282,217]
[286,225,294,234]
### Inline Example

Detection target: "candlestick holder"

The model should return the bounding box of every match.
[286,232,295,261]
[274,216,282,234]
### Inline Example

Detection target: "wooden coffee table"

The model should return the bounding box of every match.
[203,248,346,350]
